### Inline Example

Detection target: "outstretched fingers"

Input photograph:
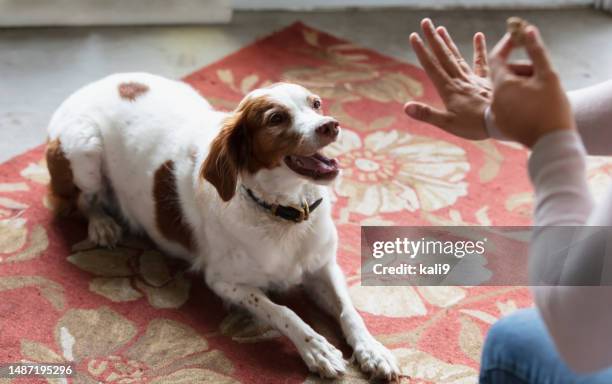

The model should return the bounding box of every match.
[473,32,489,77]
[410,32,452,90]
[436,26,471,74]
[421,18,464,78]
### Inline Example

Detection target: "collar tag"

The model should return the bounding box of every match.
[288,199,309,223]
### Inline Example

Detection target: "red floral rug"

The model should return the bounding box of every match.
[0,22,562,383]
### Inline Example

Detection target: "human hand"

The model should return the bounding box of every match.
[404,18,492,140]
[489,26,575,148]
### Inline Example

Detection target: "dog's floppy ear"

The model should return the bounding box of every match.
[201,112,247,201]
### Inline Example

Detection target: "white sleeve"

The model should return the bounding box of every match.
[485,80,612,156]
[567,80,612,156]
[527,129,612,373]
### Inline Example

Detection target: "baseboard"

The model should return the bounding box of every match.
[0,0,232,27]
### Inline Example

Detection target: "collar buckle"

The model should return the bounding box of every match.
[270,204,279,216]
[289,198,310,223]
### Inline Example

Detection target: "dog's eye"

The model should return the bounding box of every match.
[269,112,285,125]
[313,99,321,110]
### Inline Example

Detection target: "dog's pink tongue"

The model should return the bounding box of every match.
[285,153,339,181]
[294,155,336,173]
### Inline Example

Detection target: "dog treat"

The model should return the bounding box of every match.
[507,17,529,46]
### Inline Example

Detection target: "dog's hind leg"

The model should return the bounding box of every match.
[77,193,122,248]
[74,154,122,248]
[52,119,122,248]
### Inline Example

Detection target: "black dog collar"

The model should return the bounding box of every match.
[243,187,323,223]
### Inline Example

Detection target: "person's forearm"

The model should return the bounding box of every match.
[486,80,612,155]
[527,130,612,373]
[566,80,612,155]
[528,130,593,227]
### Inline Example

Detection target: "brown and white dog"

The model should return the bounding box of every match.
[46,73,399,380]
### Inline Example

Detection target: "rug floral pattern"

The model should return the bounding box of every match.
[2,22,611,384]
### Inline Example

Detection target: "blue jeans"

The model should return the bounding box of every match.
[480,308,612,384]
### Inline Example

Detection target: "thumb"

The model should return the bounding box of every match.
[524,26,554,76]
[404,102,451,128]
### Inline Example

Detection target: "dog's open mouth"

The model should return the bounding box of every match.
[284,152,339,181]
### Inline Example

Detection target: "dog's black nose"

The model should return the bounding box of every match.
[316,120,339,140]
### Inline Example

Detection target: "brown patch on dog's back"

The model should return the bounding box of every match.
[118,82,149,101]
[46,139,80,216]
[154,160,195,252]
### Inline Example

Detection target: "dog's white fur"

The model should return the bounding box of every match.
[47,73,398,379]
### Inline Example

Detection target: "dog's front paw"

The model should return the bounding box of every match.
[299,334,347,379]
[353,338,399,381]
[88,215,122,248]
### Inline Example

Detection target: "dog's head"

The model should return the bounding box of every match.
[201,83,340,201]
